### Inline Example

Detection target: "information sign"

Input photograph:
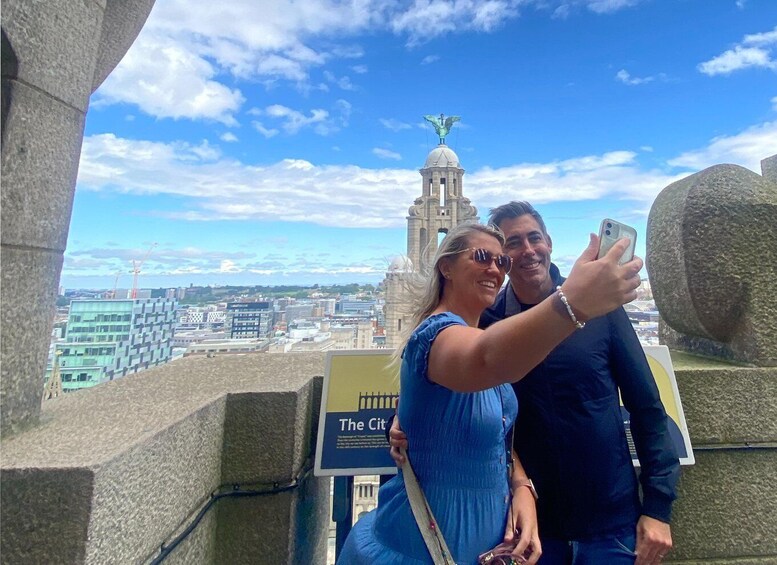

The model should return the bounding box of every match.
[315,345,694,476]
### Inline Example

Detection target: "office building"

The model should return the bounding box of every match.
[226,302,272,339]
[51,298,176,392]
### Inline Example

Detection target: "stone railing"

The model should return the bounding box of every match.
[3,349,775,563]
[0,353,330,564]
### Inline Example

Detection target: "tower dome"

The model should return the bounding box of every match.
[387,255,413,273]
[423,144,460,168]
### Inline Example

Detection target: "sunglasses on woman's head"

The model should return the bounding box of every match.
[454,247,512,274]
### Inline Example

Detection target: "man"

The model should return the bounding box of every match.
[391,202,679,565]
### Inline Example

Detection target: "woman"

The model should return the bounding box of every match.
[338,222,641,564]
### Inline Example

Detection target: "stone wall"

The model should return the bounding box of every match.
[0,353,329,564]
[647,155,777,563]
[669,354,777,562]
[1,0,155,435]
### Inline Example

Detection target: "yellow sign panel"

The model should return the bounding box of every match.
[315,345,694,476]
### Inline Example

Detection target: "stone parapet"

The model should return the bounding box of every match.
[1,0,155,436]
[647,161,777,366]
[668,353,777,563]
[0,353,329,564]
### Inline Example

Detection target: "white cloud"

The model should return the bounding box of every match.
[93,1,373,120]
[252,121,280,138]
[466,151,685,208]
[552,0,642,18]
[698,46,775,75]
[667,121,777,172]
[219,259,241,273]
[373,148,402,160]
[77,133,420,228]
[220,132,239,142]
[698,26,777,75]
[743,27,777,46]
[255,54,310,82]
[94,29,245,125]
[335,99,353,127]
[65,245,255,277]
[251,100,351,136]
[390,0,522,45]
[380,118,413,131]
[585,0,641,14]
[323,70,357,90]
[77,118,775,236]
[615,69,665,85]
[772,96,777,111]
[265,105,330,134]
[64,244,394,284]
[421,54,440,65]
[94,0,653,120]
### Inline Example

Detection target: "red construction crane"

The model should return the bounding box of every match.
[131,243,157,299]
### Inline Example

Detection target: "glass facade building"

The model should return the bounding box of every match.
[50,298,177,392]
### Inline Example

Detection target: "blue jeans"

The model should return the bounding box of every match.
[539,532,637,565]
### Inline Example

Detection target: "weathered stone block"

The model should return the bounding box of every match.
[1,0,103,111]
[163,510,217,565]
[0,79,85,251]
[671,449,777,561]
[1,0,155,438]
[0,246,62,435]
[85,401,226,563]
[0,468,94,563]
[648,162,777,366]
[92,0,156,91]
[214,473,329,565]
[665,359,777,563]
[762,154,777,182]
[671,353,777,443]
[1,354,330,564]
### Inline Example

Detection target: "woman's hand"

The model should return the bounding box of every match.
[388,416,408,466]
[503,486,541,564]
[561,235,643,322]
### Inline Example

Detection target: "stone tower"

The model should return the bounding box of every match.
[406,143,478,271]
[383,256,413,350]
[384,120,478,350]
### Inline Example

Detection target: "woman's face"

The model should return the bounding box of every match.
[442,232,506,311]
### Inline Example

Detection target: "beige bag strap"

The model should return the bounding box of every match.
[400,447,456,565]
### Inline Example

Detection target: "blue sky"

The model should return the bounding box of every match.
[64,0,777,290]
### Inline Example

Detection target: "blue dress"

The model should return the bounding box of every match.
[338,312,518,564]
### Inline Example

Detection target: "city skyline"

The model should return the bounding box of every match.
[64,0,777,289]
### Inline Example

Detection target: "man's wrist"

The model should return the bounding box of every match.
[512,478,539,500]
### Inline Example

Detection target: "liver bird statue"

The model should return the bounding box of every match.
[424,113,461,144]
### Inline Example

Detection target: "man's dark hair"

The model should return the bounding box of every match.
[488,201,548,236]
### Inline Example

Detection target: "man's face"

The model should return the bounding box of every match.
[498,214,554,298]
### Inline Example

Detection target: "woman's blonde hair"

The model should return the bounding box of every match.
[391,222,505,364]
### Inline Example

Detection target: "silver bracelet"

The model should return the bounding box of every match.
[556,286,585,329]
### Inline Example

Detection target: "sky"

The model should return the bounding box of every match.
[64,0,777,290]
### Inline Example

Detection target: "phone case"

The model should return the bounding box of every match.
[598,219,637,265]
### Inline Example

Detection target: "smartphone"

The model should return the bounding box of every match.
[597,219,637,265]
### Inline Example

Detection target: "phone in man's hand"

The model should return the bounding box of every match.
[597,219,637,265]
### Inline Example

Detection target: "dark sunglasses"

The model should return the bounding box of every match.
[454,247,512,274]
